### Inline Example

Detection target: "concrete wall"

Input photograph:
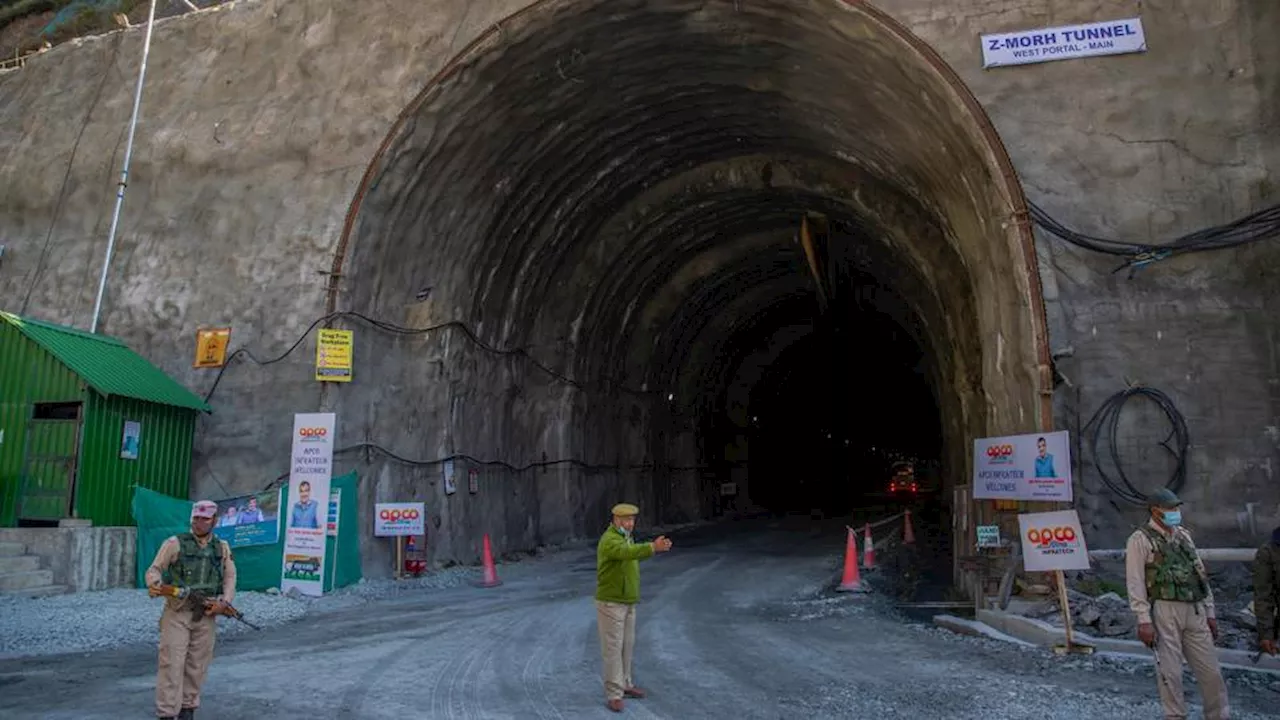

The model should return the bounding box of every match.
[0,527,136,592]
[0,0,1275,574]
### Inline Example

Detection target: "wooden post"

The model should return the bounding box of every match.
[1055,569,1074,648]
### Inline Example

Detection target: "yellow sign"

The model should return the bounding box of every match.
[194,328,231,368]
[315,329,353,382]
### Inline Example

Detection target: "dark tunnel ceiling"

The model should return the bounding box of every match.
[341,0,1051,472]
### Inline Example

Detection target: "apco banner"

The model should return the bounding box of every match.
[374,502,425,537]
[213,489,282,548]
[1019,509,1091,572]
[280,413,335,596]
[972,430,1072,501]
[981,17,1146,68]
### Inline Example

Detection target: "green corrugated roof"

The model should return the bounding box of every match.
[0,311,211,413]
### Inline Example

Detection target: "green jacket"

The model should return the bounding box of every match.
[595,525,655,604]
[1255,540,1280,642]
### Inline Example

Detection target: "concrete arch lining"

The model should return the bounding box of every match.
[333,0,1052,540]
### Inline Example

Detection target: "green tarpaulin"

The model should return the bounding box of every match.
[131,471,362,592]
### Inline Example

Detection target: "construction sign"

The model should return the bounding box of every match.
[193,327,231,368]
[1018,509,1091,572]
[315,328,353,382]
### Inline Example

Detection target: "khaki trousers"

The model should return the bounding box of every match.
[156,603,218,717]
[596,600,637,701]
[1153,599,1230,720]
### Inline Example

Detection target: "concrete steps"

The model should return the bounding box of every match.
[0,542,67,597]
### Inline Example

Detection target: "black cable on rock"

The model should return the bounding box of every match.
[258,442,725,492]
[1028,201,1280,275]
[1081,386,1189,506]
[202,310,652,404]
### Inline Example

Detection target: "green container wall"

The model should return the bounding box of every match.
[78,393,195,527]
[0,322,85,527]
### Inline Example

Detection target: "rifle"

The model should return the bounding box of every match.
[149,584,262,630]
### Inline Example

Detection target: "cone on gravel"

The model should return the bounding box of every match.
[835,527,865,593]
[862,523,876,569]
[903,509,916,545]
[476,533,503,588]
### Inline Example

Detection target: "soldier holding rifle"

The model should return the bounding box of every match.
[145,499,238,720]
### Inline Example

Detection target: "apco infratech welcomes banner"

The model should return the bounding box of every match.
[981,17,1146,69]
[1018,509,1091,572]
[972,430,1072,501]
[280,413,335,596]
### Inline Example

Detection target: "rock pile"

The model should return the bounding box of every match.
[1019,588,1259,650]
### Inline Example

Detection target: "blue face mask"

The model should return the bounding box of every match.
[1162,510,1182,527]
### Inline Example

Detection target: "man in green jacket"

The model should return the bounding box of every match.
[1254,526,1280,656]
[596,502,672,713]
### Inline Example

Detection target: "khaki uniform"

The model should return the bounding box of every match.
[596,600,638,700]
[1125,520,1229,720]
[145,534,237,719]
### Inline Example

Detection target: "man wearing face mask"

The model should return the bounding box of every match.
[595,503,673,713]
[1124,488,1229,720]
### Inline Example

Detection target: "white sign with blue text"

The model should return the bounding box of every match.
[981,18,1146,69]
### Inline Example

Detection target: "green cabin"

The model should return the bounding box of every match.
[0,311,211,527]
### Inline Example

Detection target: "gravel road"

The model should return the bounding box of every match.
[1,518,1278,719]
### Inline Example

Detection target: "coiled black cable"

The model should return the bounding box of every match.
[1081,386,1189,505]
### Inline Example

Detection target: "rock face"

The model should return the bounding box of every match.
[0,0,1276,575]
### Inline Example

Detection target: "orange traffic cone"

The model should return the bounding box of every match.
[862,523,876,569]
[835,527,864,593]
[903,509,916,545]
[476,533,503,588]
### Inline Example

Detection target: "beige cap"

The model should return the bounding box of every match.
[191,500,218,519]
[611,503,639,517]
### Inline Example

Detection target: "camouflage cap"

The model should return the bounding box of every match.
[1147,488,1183,508]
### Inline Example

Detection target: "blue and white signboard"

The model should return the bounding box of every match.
[981,18,1147,68]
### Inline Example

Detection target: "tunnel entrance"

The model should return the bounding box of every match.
[333,0,1051,584]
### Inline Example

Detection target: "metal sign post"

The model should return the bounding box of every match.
[91,0,158,333]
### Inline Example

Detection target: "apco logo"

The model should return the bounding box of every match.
[380,508,421,523]
[1026,525,1080,555]
[298,426,328,442]
[985,443,1015,465]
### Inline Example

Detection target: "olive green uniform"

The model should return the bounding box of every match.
[1125,519,1228,720]
[145,533,237,719]
[1254,538,1279,648]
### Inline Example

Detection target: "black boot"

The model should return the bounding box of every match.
[177,709,194,720]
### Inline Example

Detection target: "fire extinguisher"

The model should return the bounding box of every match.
[404,535,425,576]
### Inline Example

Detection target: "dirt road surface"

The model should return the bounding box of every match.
[1,519,1277,719]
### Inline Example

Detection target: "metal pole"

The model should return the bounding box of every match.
[90,0,158,333]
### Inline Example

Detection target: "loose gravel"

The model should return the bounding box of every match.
[0,565,484,659]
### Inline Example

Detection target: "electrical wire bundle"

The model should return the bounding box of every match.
[201,310,650,403]
[1081,386,1189,506]
[1028,201,1280,274]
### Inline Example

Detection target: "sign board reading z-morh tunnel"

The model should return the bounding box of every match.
[972,430,1072,502]
[981,17,1147,69]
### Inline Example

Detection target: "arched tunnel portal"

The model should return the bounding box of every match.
[332,0,1052,577]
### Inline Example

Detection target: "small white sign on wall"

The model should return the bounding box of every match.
[982,18,1147,68]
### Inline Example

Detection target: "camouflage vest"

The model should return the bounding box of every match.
[165,533,225,595]
[1141,526,1207,603]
